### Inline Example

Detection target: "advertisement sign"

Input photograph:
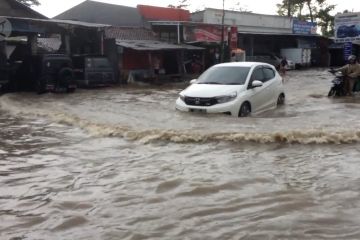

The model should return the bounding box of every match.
[229,26,238,50]
[183,25,228,43]
[343,42,353,60]
[334,12,360,43]
[293,19,317,35]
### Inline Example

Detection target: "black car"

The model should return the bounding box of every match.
[15,54,77,93]
[0,50,9,91]
[72,55,115,87]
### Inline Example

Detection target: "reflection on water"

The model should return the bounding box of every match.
[1,69,360,239]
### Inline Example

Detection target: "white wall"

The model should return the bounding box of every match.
[202,8,293,34]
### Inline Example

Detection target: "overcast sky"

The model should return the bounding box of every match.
[33,0,360,18]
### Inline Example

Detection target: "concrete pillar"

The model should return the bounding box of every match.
[249,36,254,56]
[65,34,71,55]
[28,34,38,55]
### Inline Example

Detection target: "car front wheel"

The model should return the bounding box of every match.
[238,102,251,117]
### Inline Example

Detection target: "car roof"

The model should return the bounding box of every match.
[213,62,273,68]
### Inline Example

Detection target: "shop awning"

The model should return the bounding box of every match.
[115,39,204,51]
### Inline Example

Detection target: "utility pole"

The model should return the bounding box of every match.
[220,0,225,63]
[287,0,291,17]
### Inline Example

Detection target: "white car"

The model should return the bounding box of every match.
[175,62,285,117]
[285,59,295,70]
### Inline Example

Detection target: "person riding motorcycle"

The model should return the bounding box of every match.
[335,55,360,96]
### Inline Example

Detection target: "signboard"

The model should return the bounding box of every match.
[229,26,238,50]
[183,25,228,43]
[343,42,353,60]
[293,19,317,35]
[334,12,360,43]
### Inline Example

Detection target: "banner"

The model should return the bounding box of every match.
[293,19,317,35]
[343,42,353,60]
[183,25,228,43]
[334,12,360,43]
[229,26,238,50]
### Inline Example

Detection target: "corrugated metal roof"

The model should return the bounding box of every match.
[137,5,191,21]
[116,39,204,51]
[105,27,158,41]
[55,0,143,27]
[3,16,110,28]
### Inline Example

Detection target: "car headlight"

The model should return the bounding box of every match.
[179,94,185,102]
[216,92,237,104]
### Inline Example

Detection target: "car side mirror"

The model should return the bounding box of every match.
[190,79,197,84]
[251,80,263,88]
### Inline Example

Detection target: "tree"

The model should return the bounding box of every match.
[277,0,337,36]
[316,4,335,36]
[229,2,252,12]
[277,0,330,22]
[16,0,40,7]
[168,0,189,9]
[276,0,304,17]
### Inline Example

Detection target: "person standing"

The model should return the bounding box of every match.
[153,56,161,82]
[279,57,288,77]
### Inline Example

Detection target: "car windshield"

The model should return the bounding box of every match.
[87,58,111,69]
[196,66,250,85]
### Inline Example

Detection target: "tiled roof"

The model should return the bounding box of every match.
[105,27,158,41]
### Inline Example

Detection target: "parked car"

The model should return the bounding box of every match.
[282,58,295,70]
[0,51,9,91]
[280,48,311,69]
[72,55,115,87]
[14,54,76,94]
[247,53,295,70]
[0,65,9,91]
[175,62,285,117]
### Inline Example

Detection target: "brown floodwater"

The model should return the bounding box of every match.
[1,69,360,240]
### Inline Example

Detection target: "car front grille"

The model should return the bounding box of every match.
[184,97,218,106]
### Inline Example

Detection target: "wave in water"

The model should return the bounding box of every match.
[1,95,359,145]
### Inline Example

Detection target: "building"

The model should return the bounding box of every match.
[192,8,329,67]
[0,0,46,18]
[332,12,360,65]
[104,26,203,83]
[55,2,204,82]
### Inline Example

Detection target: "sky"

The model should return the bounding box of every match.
[33,0,360,18]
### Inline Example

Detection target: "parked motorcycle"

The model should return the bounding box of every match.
[327,69,360,97]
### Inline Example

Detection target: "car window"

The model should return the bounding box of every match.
[86,58,111,69]
[251,68,264,81]
[197,66,251,85]
[263,67,275,82]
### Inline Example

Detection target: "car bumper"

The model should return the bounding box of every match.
[175,98,239,116]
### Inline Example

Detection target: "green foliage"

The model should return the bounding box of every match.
[16,0,40,7]
[277,0,336,36]
[316,4,335,36]
[168,0,189,9]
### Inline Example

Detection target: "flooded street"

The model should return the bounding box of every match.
[1,68,360,239]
